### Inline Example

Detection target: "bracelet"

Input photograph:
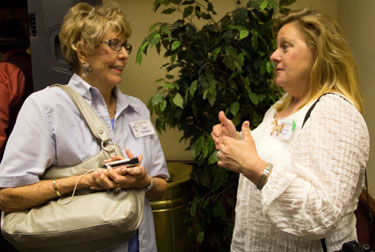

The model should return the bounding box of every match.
[256,163,273,190]
[52,180,62,197]
[144,177,154,192]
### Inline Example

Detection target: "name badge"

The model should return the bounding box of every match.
[271,119,296,140]
[130,119,156,138]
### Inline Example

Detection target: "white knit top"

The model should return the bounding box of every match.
[231,94,369,252]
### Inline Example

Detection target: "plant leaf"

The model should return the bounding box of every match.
[160,24,171,35]
[136,40,149,65]
[162,8,176,14]
[260,0,268,10]
[195,136,205,157]
[170,54,176,64]
[189,80,198,97]
[182,0,194,5]
[249,92,260,105]
[230,102,240,116]
[171,40,181,51]
[148,32,161,48]
[266,60,274,73]
[160,99,167,112]
[197,231,204,244]
[212,47,221,60]
[173,92,184,108]
[151,92,163,107]
[148,23,158,33]
[189,198,197,216]
[239,29,249,40]
[162,82,176,89]
[155,118,165,132]
[208,151,218,165]
[183,6,194,18]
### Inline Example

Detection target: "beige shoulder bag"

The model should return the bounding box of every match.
[1,84,145,252]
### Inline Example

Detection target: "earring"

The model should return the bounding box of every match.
[81,62,92,77]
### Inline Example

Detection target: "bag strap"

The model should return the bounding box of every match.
[321,238,327,252]
[51,84,117,154]
[302,93,330,128]
[304,93,332,251]
[48,84,122,204]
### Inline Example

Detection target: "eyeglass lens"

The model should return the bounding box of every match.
[104,39,132,54]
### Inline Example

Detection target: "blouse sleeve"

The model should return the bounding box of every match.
[260,95,369,239]
[0,92,55,187]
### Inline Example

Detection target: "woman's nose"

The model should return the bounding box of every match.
[270,49,280,62]
[118,46,129,58]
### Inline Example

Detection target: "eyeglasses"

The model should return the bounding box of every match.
[101,39,132,54]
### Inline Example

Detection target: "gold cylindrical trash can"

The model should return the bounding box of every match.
[150,162,193,252]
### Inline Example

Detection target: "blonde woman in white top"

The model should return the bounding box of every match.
[211,8,369,252]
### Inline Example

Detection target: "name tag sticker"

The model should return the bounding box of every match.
[130,119,156,138]
[271,119,296,140]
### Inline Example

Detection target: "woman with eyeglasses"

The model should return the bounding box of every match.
[0,2,169,252]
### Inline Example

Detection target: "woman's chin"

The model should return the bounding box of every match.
[109,77,123,86]
[275,80,286,88]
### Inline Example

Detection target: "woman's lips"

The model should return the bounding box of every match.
[111,66,123,73]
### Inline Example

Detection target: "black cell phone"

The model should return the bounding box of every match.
[101,157,139,168]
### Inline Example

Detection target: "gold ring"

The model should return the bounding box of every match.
[113,184,121,193]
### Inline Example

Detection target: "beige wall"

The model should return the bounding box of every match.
[105,0,375,196]
[338,0,375,196]
[291,0,338,17]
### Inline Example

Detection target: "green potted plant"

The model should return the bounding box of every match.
[137,0,295,250]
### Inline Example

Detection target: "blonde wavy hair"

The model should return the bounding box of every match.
[59,2,132,73]
[273,8,364,114]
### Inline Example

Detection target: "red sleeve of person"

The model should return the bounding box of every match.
[0,18,33,161]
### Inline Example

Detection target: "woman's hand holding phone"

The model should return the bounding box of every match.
[101,157,139,168]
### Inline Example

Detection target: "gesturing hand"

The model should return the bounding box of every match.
[217,121,266,183]
[211,111,239,149]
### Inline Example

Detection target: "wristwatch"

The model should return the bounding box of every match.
[256,163,273,190]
